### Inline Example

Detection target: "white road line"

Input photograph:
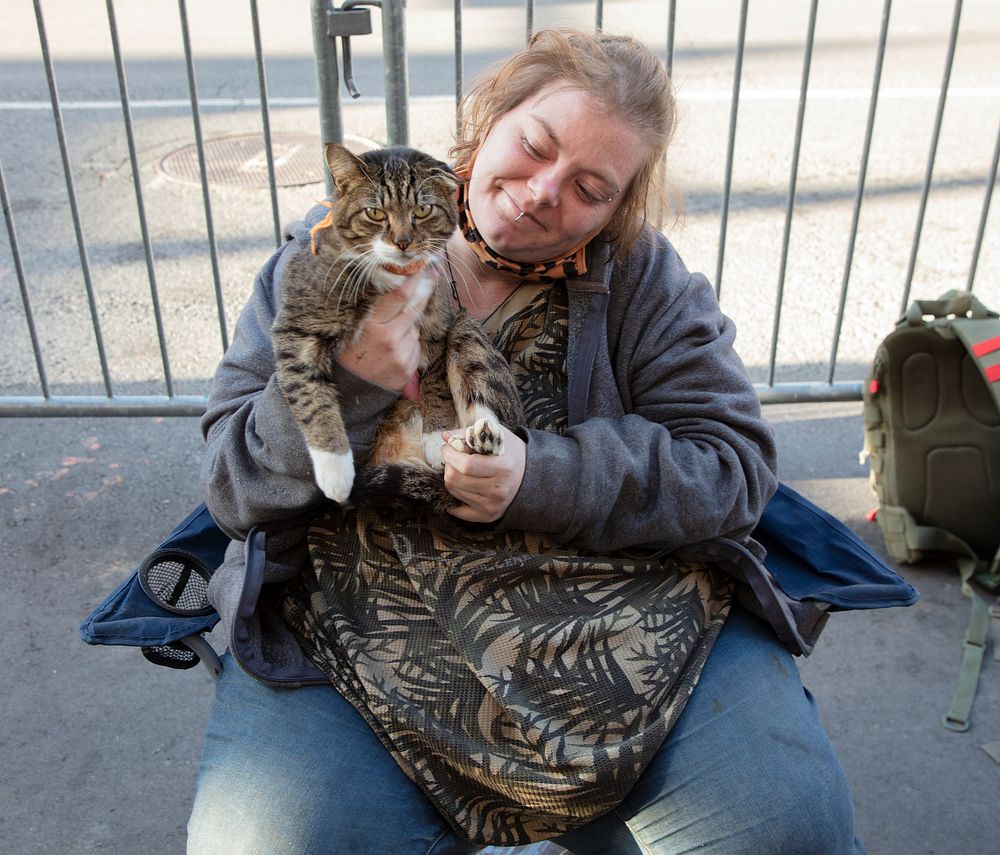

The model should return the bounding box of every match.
[1,87,999,111]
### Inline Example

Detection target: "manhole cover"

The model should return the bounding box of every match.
[157,133,376,189]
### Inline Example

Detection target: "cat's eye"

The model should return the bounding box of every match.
[365,207,387,221]
[413,204,433,219]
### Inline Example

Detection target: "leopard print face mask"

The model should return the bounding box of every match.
[456,183,591,283]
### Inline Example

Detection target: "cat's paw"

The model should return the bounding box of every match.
[309,447,355,503]
[463,418,505,456]
[422,433,446,471]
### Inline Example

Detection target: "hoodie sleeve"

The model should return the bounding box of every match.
[200,214,399,539]
[498,235,777,552]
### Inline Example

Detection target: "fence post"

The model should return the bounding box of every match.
[311,0,409,177]
[380,0,410,146]
[311,0,345,195]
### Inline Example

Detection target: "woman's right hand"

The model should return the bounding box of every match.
[336,272,433,392]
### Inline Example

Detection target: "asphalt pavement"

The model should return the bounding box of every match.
[3,402,999,855]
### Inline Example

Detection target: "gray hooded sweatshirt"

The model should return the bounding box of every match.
[201,207,782,686]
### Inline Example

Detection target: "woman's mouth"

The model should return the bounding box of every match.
[503,191,543,230]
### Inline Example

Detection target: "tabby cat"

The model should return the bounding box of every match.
[272,144,524,508]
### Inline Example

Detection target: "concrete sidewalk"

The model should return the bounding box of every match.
[2,400,997,855]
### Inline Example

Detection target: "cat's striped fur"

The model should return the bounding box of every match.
[272,144,524,509]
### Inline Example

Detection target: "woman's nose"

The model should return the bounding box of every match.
[526,167,560,207]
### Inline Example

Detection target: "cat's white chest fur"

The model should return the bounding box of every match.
[369,266,435,306]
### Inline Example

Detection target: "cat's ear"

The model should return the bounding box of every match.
[428,165,460,194]
[324,143,367,193]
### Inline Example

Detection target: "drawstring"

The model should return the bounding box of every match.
[443,246,462,308]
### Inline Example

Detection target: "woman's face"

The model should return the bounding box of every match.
[467,84,651,263]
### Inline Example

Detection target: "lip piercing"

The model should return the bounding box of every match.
[514,211,525,222]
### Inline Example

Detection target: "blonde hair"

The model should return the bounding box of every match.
[451,28,677,257]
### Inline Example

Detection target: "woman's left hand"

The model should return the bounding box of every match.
[440,425,526,523]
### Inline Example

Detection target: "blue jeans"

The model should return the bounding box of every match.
[187,607,863,854]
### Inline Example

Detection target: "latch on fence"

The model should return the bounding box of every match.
[327,3,373,99]
[316,0,409,147]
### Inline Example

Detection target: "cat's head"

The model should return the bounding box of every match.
[323,144,460,270]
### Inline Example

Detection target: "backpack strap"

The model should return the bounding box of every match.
[943,589,991,731]
[901,290,1000,413]
[884,504,1000,731]
[876,503,974,565]
[949,316,1000,415]
[942,543,1000,732]
[903,291,997,325]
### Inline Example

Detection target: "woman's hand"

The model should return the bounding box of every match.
[440,425,527,523]
[336,273,432,392]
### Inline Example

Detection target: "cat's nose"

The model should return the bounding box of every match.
[393,235,411,251]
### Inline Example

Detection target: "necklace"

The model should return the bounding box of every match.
[444,245,522,324]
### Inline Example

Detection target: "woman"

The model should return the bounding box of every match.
[189,29,863,855]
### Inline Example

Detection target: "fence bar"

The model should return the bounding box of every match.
[827,0,892,385]
[178,0,229,353]
[33,0,113,397]
[526,0,534,42]
[1,158,50,397]
[0,396,208,418]
[312,0,344,199]
[454,0,463,128]
[767,0,818,387]
[380,0,409,146]
[595,0,604,32]
[966,117,1000,293]
[665,0,676,77]
[0,380,865,418]
[714,0,749,299]
[899,0,963,313]
[756,381,862,405]
[250,0,282,249]
[106,0,174,397]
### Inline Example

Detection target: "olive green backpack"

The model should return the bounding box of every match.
[862,290,1000,732]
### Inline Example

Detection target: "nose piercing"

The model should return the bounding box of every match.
[514,211,525,222]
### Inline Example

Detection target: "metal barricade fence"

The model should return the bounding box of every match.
[1,0,997,417]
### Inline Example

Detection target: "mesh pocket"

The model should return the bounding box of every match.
[142,642,199,670]
[138,549,215,616]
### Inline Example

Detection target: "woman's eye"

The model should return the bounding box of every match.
[576,182,604,206]
[521,136,544,160]
[365,207,387,221]
[413,204,432,218]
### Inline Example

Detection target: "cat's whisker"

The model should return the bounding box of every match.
[332,250,381,308]
[334,259,369,311]
[323,254,369,311]
[327,263,351,312]
[348,251,389,307]
[347,256,379,307]
[326,267,356,314]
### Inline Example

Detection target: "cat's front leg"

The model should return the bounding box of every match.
[444,315,525,457]
[273,328,356,503]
